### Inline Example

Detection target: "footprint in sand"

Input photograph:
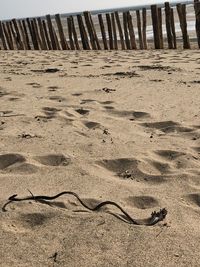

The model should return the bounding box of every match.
[48,86,60,92]
[49,96,66,102]
[2,212,55,233]
[42,107,61,119]
[154,149,200,172]
[140,120,194,134]
[0,153,38,174]
[125,196,159,209]
[105,108,151,121]
[97,158,166,184]
[83,121,101,130]
[34,154,71,166]
[0,153,25,169]
[184,193,200,207]
[192,147,200,153]
[0,89,9,98]
[75,108,90,116]
[154,150,186,160]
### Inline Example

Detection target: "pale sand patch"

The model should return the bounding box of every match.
[0,50,200,266]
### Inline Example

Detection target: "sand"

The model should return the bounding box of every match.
[0,49,200,266]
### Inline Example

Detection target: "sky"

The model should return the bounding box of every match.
[0,0,187,20]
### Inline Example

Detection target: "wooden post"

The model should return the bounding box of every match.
[52,26,61,50]
[12,19,24,49]
[136,10,144,49]
[123,12,131,49]
[33,18,43,49]
[98,14,108,50]
[177,4,190,49]
[194,1,200,48]
[111,13,118,49]
[77,14,90,50]
[5,22,15,50]
[3,22,13,50]
[70,16,80,50]
[2,22,14,50]
[115,11,125,50]
[30,20,40,50]
[26,18,37,49]
[106,13,113,49]
[22,20,31,50]
[158,8,164,48]
[37,17,48,50]
[0,21,8,50]
[142,8,147,49]
[170,8,177,49]
[8,21,18,49]
[84,11,97,49]
[25,19,32,49]
[151,5,161,49]
[67,17,75,50]
[42,20,52,50]
[127,11,137,50]
[88,12,101,50]
[46,14,57,50]
[165,2,173,49]
[55,14,69,50]
[18,20,29,50]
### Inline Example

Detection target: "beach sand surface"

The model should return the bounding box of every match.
[0,50,200,266]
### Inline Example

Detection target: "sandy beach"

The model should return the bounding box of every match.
[0,49,200,266]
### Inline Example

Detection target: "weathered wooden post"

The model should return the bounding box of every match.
[77,14,90,50]
[170,8,177,49]
[127,11,137,49]
[2,23,14,50]
[22,20,31,50]
[115,11,125,50]
[5,22,15,49]
[67,17,75,50]
[0,21,8,50]
[18,20,29,50]
[111,13,118,49]
[55,14,69,50]
[70,16,80,50]
[88,12,101,50]
[123,12,131,49]
[30,19,40,50]
[26,18,36,49]
[151,5,161,49]
[158,8,164,48]
[12,19,25,49]
[42,20,52,50]
[33,18,43,49]
[176,4,190,49]
[52,26,61,50]
[136,10,144,49]
[8,21,18,49]
[194,1,200,48]
[46,14,57,50]
[142,8,147,49]
[37,18,48,50]
[98,14,108,50]
[84,11,97,49]
[165,2,173,49]
[106,13,114,49]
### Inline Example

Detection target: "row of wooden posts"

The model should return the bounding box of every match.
[0,1,200,50]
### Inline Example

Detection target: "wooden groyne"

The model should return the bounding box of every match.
[0,1,200,50]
